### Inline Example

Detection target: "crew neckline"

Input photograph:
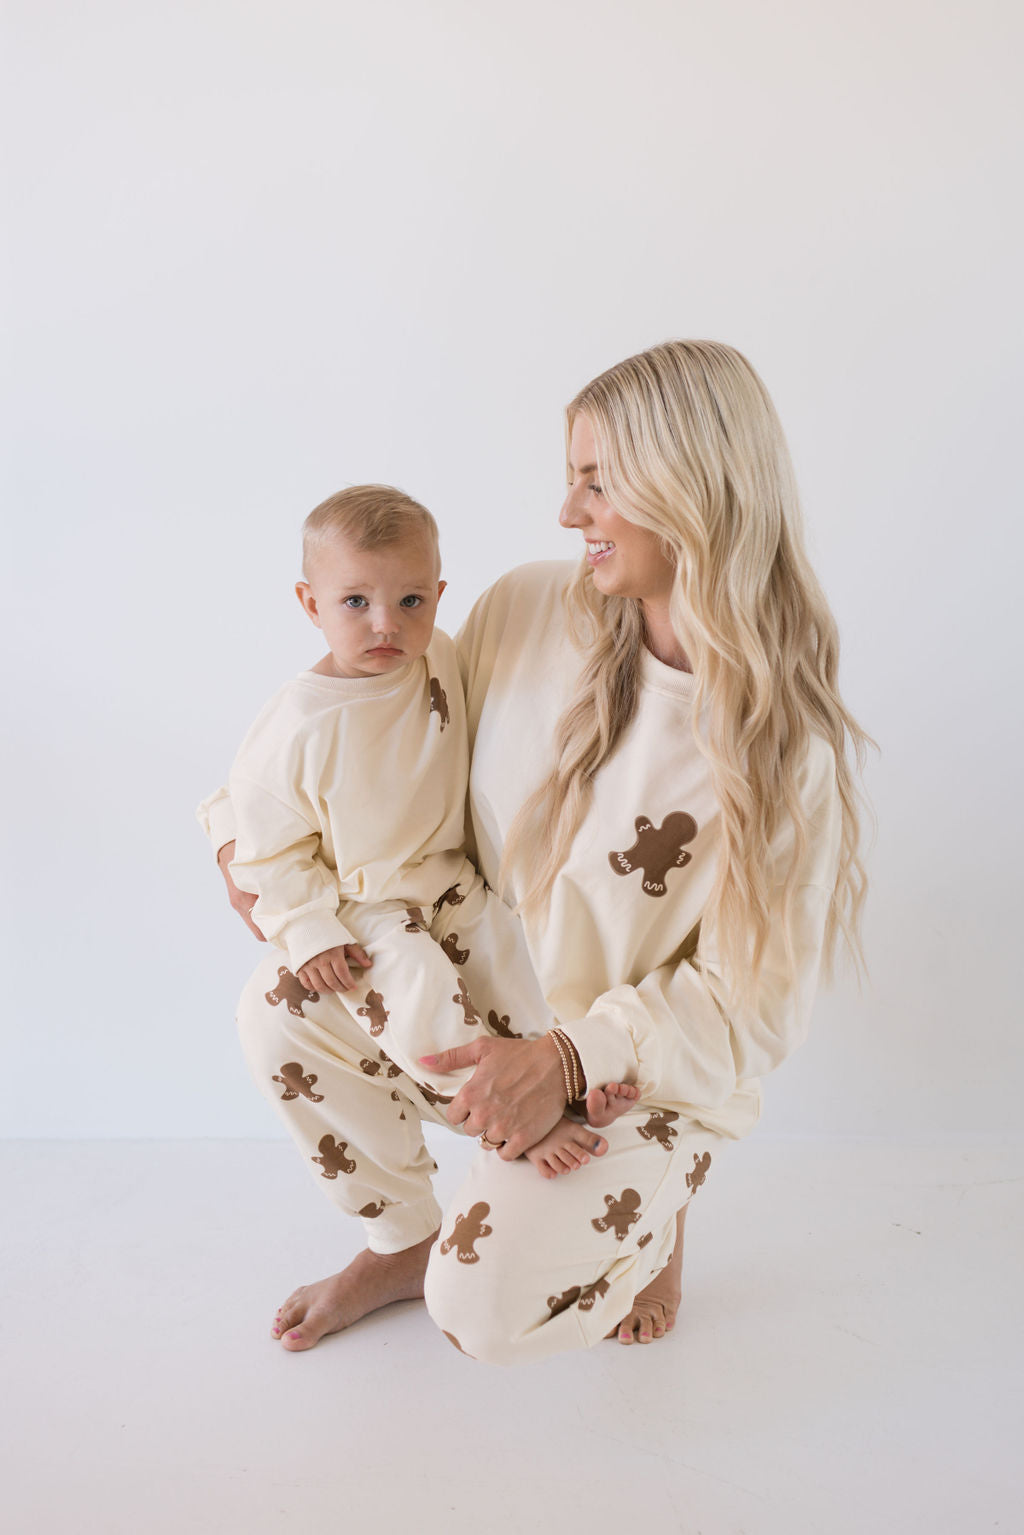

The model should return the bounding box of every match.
[295,658,419,699]
[640,645,697,700]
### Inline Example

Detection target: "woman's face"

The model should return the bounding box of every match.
[559,414,675,605]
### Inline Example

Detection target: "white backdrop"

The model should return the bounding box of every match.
[2,0,1020,1138]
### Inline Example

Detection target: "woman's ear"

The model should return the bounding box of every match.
[295,581,323,629]
[436,579,447,601]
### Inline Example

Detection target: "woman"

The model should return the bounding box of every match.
[214,339,869,1363]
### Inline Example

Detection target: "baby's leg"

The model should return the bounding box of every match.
[428,868,552,1044]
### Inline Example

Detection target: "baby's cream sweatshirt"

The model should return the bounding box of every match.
[218,632,467,974]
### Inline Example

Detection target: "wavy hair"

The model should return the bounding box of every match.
[503,340,873,1005]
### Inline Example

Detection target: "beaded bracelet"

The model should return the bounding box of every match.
[550,1027,587,1105]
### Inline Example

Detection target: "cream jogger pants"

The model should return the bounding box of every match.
[237,864,723,1366]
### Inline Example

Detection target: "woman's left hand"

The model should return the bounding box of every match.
[420,1037,565,1159]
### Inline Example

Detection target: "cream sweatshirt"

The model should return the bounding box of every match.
[458,562,843,1139]
[201,563,843,1138]
[212,633,467,974]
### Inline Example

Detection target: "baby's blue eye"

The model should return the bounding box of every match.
[400,595,423,609]
[344,596,367,609]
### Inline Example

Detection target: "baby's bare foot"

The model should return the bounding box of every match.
[525,1117,608,1179]
[584,1081,640,1128]
[270,1229,438,1351]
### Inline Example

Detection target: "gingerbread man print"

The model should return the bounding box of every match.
[265,967,319,1018]
[357,988,390,1037]
[440,932,470,966]
[429,676,450,731]
[488,1008,522,1040]
[637,1109,679,1151]
[358,1200,388,1218]
[439,1202,492,1263]
[686,1151,712,1194]
[271,1062,325,1102]
[312,1135,356,1179]
[546,1286,582,1317]
[577,1276,611,1312]
[591,1189,643,1241]
[452,977,482,1027]
[608,812,698,897]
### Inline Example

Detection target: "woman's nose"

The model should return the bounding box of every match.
[559,487,581,528]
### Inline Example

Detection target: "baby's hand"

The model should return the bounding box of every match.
[297,944,372,993]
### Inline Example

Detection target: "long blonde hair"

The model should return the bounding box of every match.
[503,340,873,1006]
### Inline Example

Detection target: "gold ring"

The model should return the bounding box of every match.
[479,1134,505,1151]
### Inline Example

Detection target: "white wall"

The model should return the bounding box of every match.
[2,0,1020,1137]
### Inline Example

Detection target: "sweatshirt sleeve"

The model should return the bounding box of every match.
[557,739,843,1114]
[228,774,356,972]
[195,785,237,857]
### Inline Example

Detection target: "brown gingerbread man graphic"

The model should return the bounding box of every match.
[432,884,465,915]
[271,1062,325,1102]
[428,676,450,731]
[608,812,698,897]
[438,1202,492,1264]
[546,1286,582,1317]
[440,932,470,966]
[591,1188,643,1241]
[414,1081,454,1108]
[686,1151,712,1193]
[637,1109,679,1150]
[452,977,482,1027]
[311,1135,356,1179]
[578,1276,612,1311]
[264,967,319,1018]
[358,1200,388,1218]
[488,1008,522,1040]
[389,1088,407,1120]
[404,907,428,932]
[637,1231,654,1250]
[356,988,390,1037]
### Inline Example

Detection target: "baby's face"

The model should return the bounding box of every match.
[296,533,445,679]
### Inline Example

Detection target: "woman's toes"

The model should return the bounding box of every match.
[280,1324,317,1352]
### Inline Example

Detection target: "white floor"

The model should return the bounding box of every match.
[2,1133,1021,1535]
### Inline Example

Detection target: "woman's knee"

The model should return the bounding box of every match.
[423,1236,589,1367]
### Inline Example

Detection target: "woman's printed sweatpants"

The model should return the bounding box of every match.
[237,863,724,1366]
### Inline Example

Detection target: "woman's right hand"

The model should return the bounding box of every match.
[217,841,266,941]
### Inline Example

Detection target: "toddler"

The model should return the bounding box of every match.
[218,485,636,1179]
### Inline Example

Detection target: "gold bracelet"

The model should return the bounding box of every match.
[551,1028,586,1104]
[548,1031,575,1106]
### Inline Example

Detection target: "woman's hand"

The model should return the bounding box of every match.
[421,1036,566,1159]
[217,841,266,942]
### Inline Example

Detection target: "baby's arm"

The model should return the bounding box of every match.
[296,942,372,994]
[229,773,361,979]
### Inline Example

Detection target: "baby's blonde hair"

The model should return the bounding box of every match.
[503,340,874,1009]
[302,484,440,577]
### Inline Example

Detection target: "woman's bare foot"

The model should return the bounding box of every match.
[610,1203,689,1345]
[270,1228,439,1351]
[584,1081,640,1127]
[525,1117,609,1178]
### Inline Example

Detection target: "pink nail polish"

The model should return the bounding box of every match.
[288,1331,302,1339]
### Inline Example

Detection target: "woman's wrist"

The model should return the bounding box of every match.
[547,1028,588,1107]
